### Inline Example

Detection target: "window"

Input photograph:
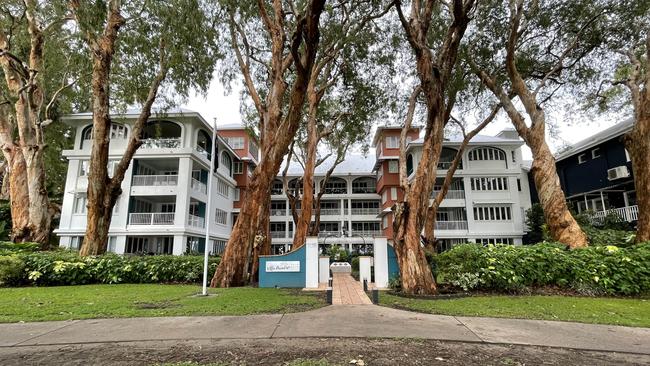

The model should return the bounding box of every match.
[73,195,87,214]
[388,160,398,173]
[234,188,240,201]
[319,222,339,233]
[385,136,399,148]
[108,237,117,253]
[625,148,631,162]
[215,208,228,225]
[225,136,244,149]
[249,139,259,159]
[323,178,347,194]
[468,147,507,161]
[391,187,398,200]
[406,154,414,176]
[220,152,232,175]
[217,178,230,197]
[382,190,387,203]
[212,239,227,255]
[471,177,509,191]
[377,165,383,179]
[473,205,512,221]
[511,151,516,163]
[592,148,601,159]
[578,153,587,164]
[382,216,388,229]
[79,160,89,176]
[233,161,243,174]
[70,236,83,250]
[351,221,381,234]
[517,178,522,192]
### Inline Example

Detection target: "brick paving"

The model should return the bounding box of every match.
[331,273,372,305]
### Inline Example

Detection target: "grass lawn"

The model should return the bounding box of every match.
[0,284,326,323]
[381,293,650,327]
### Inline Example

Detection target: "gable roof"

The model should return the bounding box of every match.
[554,118,634,162]
[280,154,376,176]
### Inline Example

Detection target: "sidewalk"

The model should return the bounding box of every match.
[2,305,649,354]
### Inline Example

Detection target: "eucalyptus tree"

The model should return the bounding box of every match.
[466,0,637,248]
[68,0,219,255]
[590,7,650,242]
[0,0,87,246]
[285,0,392,249]
[390,0,477,295]
[211,0,326,287]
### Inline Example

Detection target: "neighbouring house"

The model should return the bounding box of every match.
[554,118,637,225]
[55,109,532,255]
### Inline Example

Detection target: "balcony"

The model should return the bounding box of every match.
[350,230,383,237]
[590,205,639,224]
[270,231,286,238]
[195,146,211,160]
[435,220,468,230]
[437,161,454,169]
[270,208,286,216]
[431,189,465,200]
[132,175,178,186]
[140,138,181,149]
[349,207,381,215]
[187,214,205,228]
[352,187,376,194]
[129,212,175,225]
[191,178,207,194]
[319,208,341,216]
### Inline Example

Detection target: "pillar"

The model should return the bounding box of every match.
[359,256,372,285]
[373,237,388,288]
[305,237,319,288]
[319,256,330,284]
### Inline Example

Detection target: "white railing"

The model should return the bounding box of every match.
[270,209,286,216]
[319,231,342,237]
[352,187,376,194]
[129,212,175,225]
[319,208,341,216]
[271,188,283,195]
[190,178,207,194]
[140,138,181,149]
[323,188,348,194]
[349,207,381,215]
[351,230,383,237]
[195,146,211,160]
[590,205,639,224]
[437,161,454,169]
[435,220,468,230]
[270,231,286,238]
[187,214,205,228]
[431,189,465,200]
[132,175,178,186]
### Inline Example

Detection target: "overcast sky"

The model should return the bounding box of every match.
[185,76,624,161]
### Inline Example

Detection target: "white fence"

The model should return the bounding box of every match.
[129,212,175,225]
[132,175,178,186]
[187,214,205,228]
[590,205,639,224]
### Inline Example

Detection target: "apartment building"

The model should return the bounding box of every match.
[56,109,532,254]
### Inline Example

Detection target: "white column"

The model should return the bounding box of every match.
[305,237,319,288]
[318,256,330,284]
[175,157,192,227]
[462,176,474,239]
[115,235,126,254]
[359,256,372,284]
[373,237,388,288]
[172,235,185,255]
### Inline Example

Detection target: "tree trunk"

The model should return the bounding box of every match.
[292,109,318,249]
[527,125,588,248]
[2,147,31,241]
[626,107,650,242]
[250,194,271,281]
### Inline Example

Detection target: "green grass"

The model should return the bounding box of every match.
[381,293,650,327]
[0,284,326,323]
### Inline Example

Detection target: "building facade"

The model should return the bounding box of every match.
[56,109,532,254]
[554,118,638,224]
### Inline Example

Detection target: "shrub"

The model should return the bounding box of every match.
[435,242,650,295]
[11,251,220,287]
[0,255,25,286]
[0,241,41,255]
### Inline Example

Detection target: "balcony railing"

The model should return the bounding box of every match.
[351,230,383,237]
[271,188,283,195]
[590,205,639,224]
[431,190,466,200]
[352,187,377,194]
[270,231,286,238]
[323,187,348,194]
[140,138,181,149]
[132,174,178,186]
[319,208,341,216]
[187,214,205,228]
[270,208,286,216]
[129,212,175,225]
[195,146,211,160]
[435,220,468,230]
[190,178,207,194]
[349,207,381,215]
[437,161,455,169]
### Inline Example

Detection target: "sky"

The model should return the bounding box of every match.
[185,76,624,161]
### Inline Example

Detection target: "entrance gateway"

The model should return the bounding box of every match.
[258,236,397,289]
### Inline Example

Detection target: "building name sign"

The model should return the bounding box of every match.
[266,261,301,272]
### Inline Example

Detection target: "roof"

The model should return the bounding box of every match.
[280,154,376,176]
[218,123,247,130]
[554,118,634,162]
[406,133,524,151]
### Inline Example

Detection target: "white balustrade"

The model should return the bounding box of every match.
[435,220,469,230]
[349,207,381,215]
[590,205,639,224]
[187,214,205,228]
[190,178,208,194]
[128,212,175,225]
[431,189,466,199]
[140,138,181,149]
[132,175,178,186]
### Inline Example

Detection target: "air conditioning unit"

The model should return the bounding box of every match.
[607,166,630,181]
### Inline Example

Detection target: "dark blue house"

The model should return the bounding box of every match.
[553,118,637,223]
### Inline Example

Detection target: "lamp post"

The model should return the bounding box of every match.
[201,118,217,296]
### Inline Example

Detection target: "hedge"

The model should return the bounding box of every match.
[0,251,220,286]
[435,242,650,296]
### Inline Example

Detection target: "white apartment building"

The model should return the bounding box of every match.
[56,109,532,255]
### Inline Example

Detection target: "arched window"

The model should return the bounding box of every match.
[140,120,182,148]
[80,123,127,148]
[196,129,212,160]
[323,177,347,194]
[271,179,283,195]
[352,177,377,194]
[220,151,232,176]
[406,154,414,176]
[438,147,462,169]
[468,147,507,162]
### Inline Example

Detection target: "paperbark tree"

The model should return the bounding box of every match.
[69,0,218,255]
[466,0,628,248]
[391,0,477,294]
[211,0,326,287]
[0,1,82,246]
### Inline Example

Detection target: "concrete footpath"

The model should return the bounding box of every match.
[2,305,649,355]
